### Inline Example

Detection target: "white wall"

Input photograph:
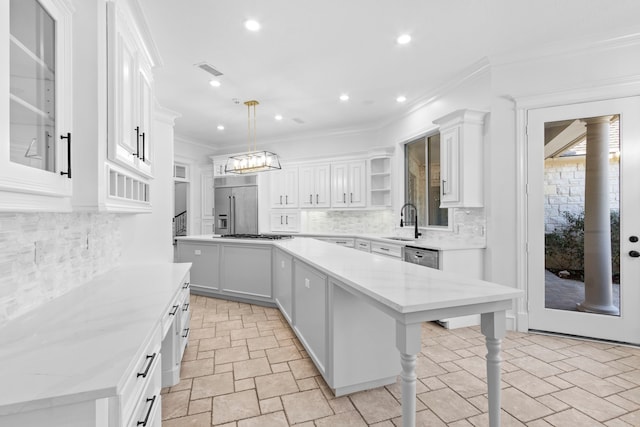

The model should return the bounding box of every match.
[120,108,178,264]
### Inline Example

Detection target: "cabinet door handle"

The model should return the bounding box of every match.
[183,302,189,311]
[343,193,346,203]
[350,193,353,203]
[169,304,179,316]
[59,132,71,178]
[182,328,190,338]
[137,395,157,426]
[280,215,283,225]
[310,194,313,204]
[136,353,157,378]
[380,247,389,251]
[285,195,288,204]
[182,281,190,289]
[134,126,140,158]
[316,194,319,204]
[280,195,282,205]
[442,179,447,195]
[286,216,289,225]
[141,132,146,162]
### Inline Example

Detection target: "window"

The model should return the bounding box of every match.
[405,133,448,227]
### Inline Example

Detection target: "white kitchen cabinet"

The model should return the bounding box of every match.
[201,168,214,219]
[221,244,272,302]
[106,0,155,179]
[331,160,366,208]
[161,274,190,387]
[371,241,403,259]
[293,259,327,374]
[213,160,228,177]
[270,167,299,208]
[354,238,371,252]
[201,219,215,234]
[270,211,299,233]
[298,164,331,208]
[368,156,392,207]
[433,109,486,208]
[1,0,73,212]
[273,248,293,323]
[316,237,355,248]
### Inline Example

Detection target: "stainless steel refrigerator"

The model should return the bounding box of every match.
[214,175,258,235]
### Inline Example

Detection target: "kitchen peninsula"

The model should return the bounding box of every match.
[176,235,522,427]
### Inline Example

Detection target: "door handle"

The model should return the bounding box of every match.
[280,195,282,205]
[316,194,319,204]
[630,250,640,258]
[630,236,639,243]
[343,193,346,203]
[285,195,288,204]
[350,193,353,203]
[310,194,312,204]
[59,132,71,178]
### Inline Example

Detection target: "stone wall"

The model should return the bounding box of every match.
[544,155,620,233]
[0,213,121,326]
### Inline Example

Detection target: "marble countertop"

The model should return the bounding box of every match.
[175,233,484,251]
[274,238,520,315]
[0,263,191,416]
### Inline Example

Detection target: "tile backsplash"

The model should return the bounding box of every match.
[0,213,121,327]
[301,210,395,234]
[301,207,486,246]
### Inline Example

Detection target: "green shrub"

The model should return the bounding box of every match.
[545,210,619,280]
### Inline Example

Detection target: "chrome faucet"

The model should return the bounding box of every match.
[400,202,422,239]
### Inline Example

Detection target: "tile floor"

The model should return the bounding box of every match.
[161,295,640,426]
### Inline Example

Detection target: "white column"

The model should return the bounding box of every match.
[577,116,619,315]
[395,321,422,427]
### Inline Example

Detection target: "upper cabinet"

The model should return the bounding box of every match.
[106,0,156,178]
[433,110,486,208]
[270,167,298,208]
[0,0,73,212]
[331,160,366,208]
[298,164,330,208]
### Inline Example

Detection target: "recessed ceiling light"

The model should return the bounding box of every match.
[244,19,261,31]
[275,114,283,121]
[217,125,225,130]
[396,95,407,103]
[209,80,221,87]
[339,94,350,101]
[397,34,411,45]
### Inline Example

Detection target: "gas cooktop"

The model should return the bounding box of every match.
[218,234,293,240]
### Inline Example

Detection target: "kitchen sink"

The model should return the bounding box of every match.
[383,237,415,242]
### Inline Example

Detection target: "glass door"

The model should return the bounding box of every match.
[527,97,640,344]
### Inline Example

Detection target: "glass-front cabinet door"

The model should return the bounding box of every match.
[1,0,72,211]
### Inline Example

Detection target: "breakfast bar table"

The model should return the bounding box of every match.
[273,238,523,427]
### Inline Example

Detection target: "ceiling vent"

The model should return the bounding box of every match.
[195,62,223,77]
[292,117,305,124]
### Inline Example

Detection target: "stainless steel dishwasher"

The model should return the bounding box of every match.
[403,245,439,269]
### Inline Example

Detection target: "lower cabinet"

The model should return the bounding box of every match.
[293,260,328,374]
[291,260,398,396]
[176,242,220,290]
[273,248,293,323]
[221,244,272,301]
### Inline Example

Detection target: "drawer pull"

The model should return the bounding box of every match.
[137,395,157,426]
[182,328,190,338]
[137,353,156,378]
[169,305,179,316]
[183,302,190,311]
[380,247,389,251]
[182,281,190,289]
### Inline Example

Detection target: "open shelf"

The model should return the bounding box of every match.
[369,157,392,207]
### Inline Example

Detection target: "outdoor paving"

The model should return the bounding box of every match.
[545,270,620,312]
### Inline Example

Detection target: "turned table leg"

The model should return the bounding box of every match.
[395,322,422,427]
[481,311,506,427]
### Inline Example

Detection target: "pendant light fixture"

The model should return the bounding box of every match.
[225,100,281,174]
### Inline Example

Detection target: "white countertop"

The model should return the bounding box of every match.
[273,238,520,314]
[175,233,484,251]
[0,263,191,416]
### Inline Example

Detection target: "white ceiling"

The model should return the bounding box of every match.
[138,0,640,153]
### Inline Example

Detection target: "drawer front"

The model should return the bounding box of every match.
[121,324,161,425]
[127,352,162,427]
[371,242,402,258]
[319,237,355,248]
[355,239,370,252]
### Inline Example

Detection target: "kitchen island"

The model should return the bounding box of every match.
[176,235,522,427]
